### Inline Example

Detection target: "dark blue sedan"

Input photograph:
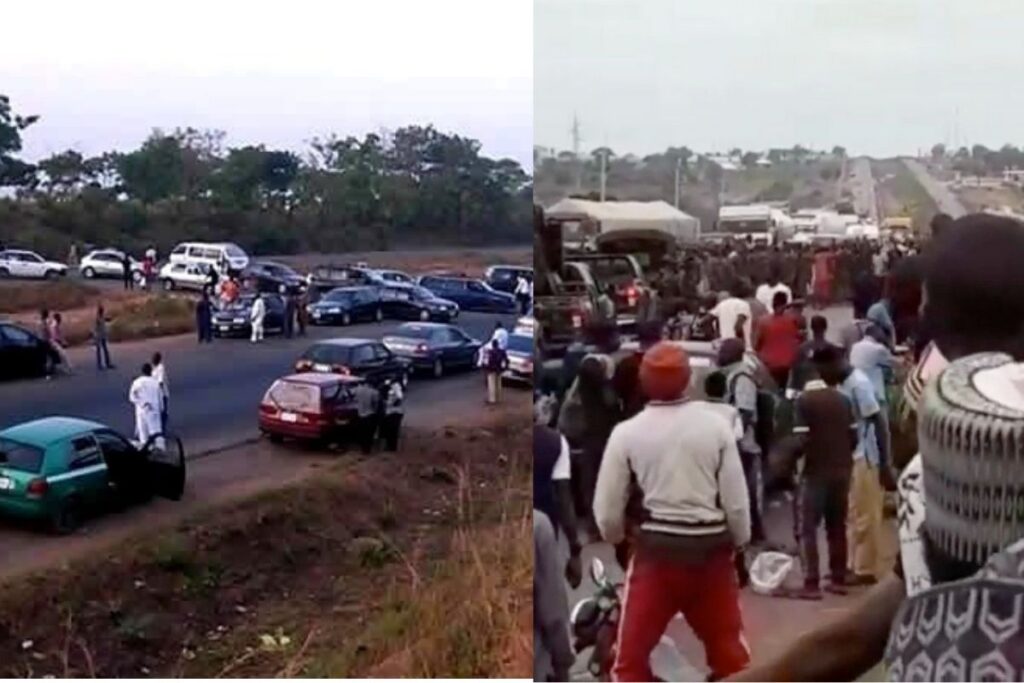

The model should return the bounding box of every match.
[416,275,517,313]
[381,322,482,378]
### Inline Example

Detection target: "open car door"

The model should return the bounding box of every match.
[142,434,186,501]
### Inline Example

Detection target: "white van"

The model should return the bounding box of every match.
[168,242,249,273]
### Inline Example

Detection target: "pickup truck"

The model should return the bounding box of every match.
[534,261,600,355]
[567,253,648,327]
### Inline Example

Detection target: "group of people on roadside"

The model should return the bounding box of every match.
[537,211,1024,682]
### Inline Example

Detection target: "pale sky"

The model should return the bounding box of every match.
[1,0,533,169]
[536,0,1024,158]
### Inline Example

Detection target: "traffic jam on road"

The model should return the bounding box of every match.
[0,240,534,534]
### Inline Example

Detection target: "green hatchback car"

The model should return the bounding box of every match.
[0,417,185,533]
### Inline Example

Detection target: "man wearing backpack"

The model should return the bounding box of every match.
[719,337,767,545]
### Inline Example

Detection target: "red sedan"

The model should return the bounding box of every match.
[258,372,376,444]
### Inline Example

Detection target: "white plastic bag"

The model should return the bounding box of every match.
[749,551,795,595]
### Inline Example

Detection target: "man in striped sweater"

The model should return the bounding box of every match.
[594,342,751,681]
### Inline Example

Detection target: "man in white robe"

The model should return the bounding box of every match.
[129,363,164,449]
[250,294,266,343]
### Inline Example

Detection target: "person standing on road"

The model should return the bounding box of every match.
[282,286,296,339]
[48,312,72,374]
[514,273,531,315]
[484,339,508,404]
[594,342,751,681]
[94,305,114,370]
[152,352,169,432]
[354,380,380,454]
[121,251,134,290]
[250,293,266,343]
[785,347,859,600]
[787,314,837,397]
[196,291,213,343]
[754,291,801,391]
[296,288,308,337]
[711,289,753,347]
[129,363,164,448]
[823,348,891,585]
[377,378,404,451]
[534,423,583,589]
[490,320,509,350]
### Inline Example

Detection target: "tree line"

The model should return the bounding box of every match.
[930,142,1024,177]
[0,95,531,258]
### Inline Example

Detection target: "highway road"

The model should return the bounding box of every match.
[0,311,517,454]
[848,157,879,224]
[903,158,967,218]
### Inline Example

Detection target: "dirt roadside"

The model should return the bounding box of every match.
[0,394,531,678]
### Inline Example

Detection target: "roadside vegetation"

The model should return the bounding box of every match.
[872,158,938,228]
[0,402,531,679]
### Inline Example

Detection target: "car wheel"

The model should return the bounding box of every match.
[42,353,56,377]
[82,266,96,279]
[419,309,430,321]
[51,499,82,535]
[267,433,283,444]
[45,270,62,280]
[0,267,8,278]
[432,357,444,379]
[341,312,351,326]
[375,308,383,322]
[163,278,175,291]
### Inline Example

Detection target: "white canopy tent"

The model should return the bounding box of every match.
[545,198,700,245]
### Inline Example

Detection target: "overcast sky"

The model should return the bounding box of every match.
[536,0,1024,158]
[1,0,532,168]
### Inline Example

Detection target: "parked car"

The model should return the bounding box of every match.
[212,293,286,337]
[378,284,459,322]
[306,286,383,326]
[241,261,305,294]
[0,417,185,533]
[159,262,213,291]
[294,338,411,386]
[416,275,517,313]
[307,264,383,299]
[0,323,60,381]
[382,322,481,378]
[258,373,378,445]
[79,249,143,280]
[485,265,533,293]
[0,250,68,280]
[373,269,415,285]
[168,242,249,273]
[502,332,534,386]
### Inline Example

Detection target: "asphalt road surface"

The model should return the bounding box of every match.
[0,311,517,454]
[849,157,879,224]
[903,158,967,218]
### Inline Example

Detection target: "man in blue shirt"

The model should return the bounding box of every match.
[817,346,891,584]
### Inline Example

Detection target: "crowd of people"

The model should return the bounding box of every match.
[534,211,1024,682]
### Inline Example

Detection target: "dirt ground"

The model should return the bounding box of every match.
[955,184,1024,213]
[0,395,531,679]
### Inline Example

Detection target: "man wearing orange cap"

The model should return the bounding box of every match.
[593,341,752,681]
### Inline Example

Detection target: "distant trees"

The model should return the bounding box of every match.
[0,95,530,256]
[941,142,1024,176]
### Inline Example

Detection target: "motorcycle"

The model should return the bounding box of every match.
[570,558,687,681]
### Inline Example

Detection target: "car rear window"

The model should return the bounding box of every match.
[303,344,352,365]
[395,325,434,340]
[264,380,322,413]
[0,438,45,473]
[507,334,533,354]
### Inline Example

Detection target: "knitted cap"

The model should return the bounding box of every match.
[919,352,1024,565]
[640,342,691,402]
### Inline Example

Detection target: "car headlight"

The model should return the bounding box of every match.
[328,307,341,314]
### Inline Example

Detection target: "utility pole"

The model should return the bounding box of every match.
[674,156,682,208]
[599,148,608,202]
[571,113,582,191]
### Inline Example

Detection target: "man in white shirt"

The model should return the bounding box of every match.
[250,294,266,343]
[514,275,531,315]
[489,321,509,350]
[711,290,752,347]
[129,363,165,448]
[151,352,170,431]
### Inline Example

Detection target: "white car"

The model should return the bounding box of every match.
[168,242,249,273]
[79,249,143,280]
[159,262,213,291]
[0,250,68,280]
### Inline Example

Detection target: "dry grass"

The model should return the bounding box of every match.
[0,280,102,315]
[105,296,195,344]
